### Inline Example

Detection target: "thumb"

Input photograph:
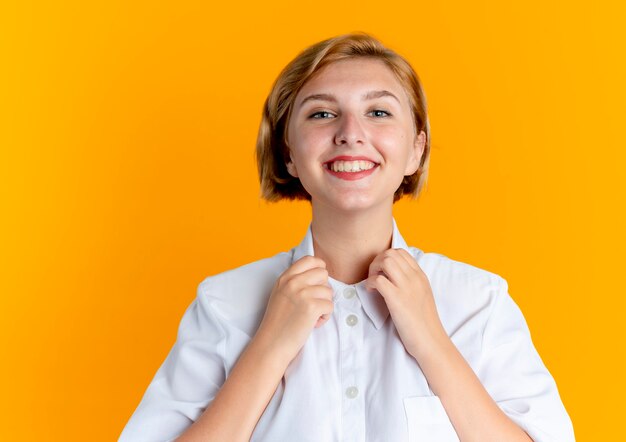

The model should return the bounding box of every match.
[314,313,331,328]
[364,274,378,291]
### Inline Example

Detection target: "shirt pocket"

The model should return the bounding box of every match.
[403,395,460,442]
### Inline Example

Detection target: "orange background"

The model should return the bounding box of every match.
[1,1,624,440]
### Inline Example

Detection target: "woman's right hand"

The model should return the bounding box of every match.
[252,256,334,366]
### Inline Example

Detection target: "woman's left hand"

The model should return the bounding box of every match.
[365,248,446,359]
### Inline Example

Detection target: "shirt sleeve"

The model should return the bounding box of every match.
[476,277,575,442]
[118,283,228,442]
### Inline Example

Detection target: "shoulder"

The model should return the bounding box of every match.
[408,247,509,333]
[410,247,505,290]
[199,251,292,296]
[195,250,293,329]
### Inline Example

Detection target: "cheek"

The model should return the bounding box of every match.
[372,127,408,152]
[290,127,329,159]
[302,127,329,145]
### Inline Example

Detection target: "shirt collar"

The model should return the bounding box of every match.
[290,218,413,330]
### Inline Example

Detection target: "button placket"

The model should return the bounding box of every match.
[345,386,359,399]
[346,314,359,327]
[339,285,365,442]
[343,286,357,299]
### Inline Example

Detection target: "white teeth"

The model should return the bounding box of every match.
[330,160,376,173]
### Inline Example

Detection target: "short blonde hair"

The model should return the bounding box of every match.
[256,33,430,202]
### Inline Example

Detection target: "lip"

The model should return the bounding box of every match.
[323,156,380,181]
[324,155,378,164]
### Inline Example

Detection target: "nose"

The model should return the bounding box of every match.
[334,113,366,146]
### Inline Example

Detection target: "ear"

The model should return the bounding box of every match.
[405,130,426,175]
[286,154,299,178]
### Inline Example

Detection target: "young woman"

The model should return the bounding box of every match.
[119,34,574,442]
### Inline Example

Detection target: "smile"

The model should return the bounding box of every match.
[327,160,376,173]
[323,157,380,181]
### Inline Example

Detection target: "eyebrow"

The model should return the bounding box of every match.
[299,90,401,107]
[299,93,337,106]
[363,90,401,103]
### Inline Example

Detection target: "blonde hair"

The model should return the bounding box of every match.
[256,33,430,202]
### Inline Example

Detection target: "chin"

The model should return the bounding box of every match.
[321,192,392,213]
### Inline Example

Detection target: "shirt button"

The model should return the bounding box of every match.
[343,287,357,299]
[346,314,359,327]
[345,386,359,399]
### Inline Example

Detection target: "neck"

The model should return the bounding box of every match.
[310,202,394,284]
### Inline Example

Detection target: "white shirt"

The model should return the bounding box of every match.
[119,220,574,441]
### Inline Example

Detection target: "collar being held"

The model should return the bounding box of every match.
[290,218,415,330]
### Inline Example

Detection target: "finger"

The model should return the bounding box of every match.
[279,257,328,291]
[395,248,420,271]
[314,313,332,328]
[286,255,327,277]
[369,251,409,285]
[315,298,334,315]
[309,299,334,324]
[366,273,397,299]
[367,251,387,277]
[292,266,330,288]
[300,285,334,301]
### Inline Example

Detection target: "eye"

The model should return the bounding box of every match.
[309,111,336,119]
[368,109,391,117]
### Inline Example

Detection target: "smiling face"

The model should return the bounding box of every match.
[285,57,426,213]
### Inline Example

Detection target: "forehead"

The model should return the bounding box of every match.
[294,58,411,106]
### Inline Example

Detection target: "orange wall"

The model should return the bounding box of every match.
[1,1,624,440]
